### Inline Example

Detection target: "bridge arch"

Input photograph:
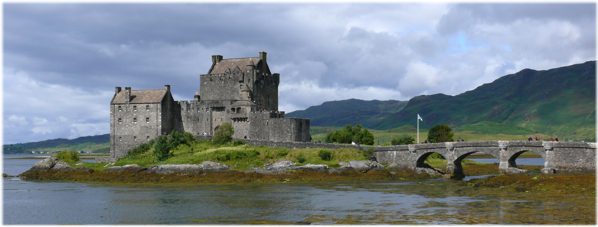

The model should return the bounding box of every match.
[415,151,447,174]
[507,149,545,169]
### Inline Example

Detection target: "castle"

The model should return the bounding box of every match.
[110,52,311,159]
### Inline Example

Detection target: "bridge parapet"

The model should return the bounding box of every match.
[452,141,499,148]
[507,140,544,147]
[374,140,595,179]
[411,143,446,150]
[550,141,595,149]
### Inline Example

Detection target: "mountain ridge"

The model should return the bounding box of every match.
[288,60,596,139]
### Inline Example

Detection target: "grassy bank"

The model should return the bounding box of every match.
[112,140,369,171]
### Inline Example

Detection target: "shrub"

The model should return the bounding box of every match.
[318,150,332,161]
[153,136,171,161]
[56,150,80,164]
[296,154,306,163]
[324,124,375,145]
[153,131,197,161]
[213,123,234,144]
[391,135,415,145]
[427,124,454,143]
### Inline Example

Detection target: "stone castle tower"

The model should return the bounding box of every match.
[110,52,311,159]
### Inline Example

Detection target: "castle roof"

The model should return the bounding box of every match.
[111,89,167,104]
[209,57,260,74]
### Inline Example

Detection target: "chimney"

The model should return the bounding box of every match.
[164,84,170,92]
[211,55,223,64]
[124,87,131,103]
[115,86,122,93]
[259,51,267,62]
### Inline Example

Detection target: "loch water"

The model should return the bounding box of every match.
[2,154,591,224]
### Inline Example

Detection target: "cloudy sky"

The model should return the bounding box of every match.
[3,3,595,144]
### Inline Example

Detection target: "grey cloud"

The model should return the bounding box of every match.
[3,3,595,143]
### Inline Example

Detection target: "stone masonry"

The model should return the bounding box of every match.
[110,52,311,159]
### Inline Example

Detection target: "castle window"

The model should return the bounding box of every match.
[133,136,137,141]
[146,105,150,111]
[118,136,122,142]
[118,118,122,124]
[146,117,150,123]
[133,117,137,123]
[133,106,137,111]
[146,136,150,141]
[118,106,122,111]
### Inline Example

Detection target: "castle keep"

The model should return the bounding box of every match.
[110,52,311,159]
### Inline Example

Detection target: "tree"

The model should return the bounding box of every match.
[153,136,171,161]
[324,124,375,145]
[391,135,415,145]
[213,122,234,144]
[153,131,196,161]
[427,124,454,143]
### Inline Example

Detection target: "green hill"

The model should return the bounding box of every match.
[289,61,596,141]
[4,134,110,154]
[287,99,408,128]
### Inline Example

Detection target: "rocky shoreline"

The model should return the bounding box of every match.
[19,157,427,184]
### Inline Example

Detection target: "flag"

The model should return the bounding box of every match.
[417,114,423,122]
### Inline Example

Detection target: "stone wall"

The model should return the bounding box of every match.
[110,103,162,159]
[199,73,243,101]
[178,101,212,136]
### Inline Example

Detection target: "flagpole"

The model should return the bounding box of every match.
[417,115,419,144]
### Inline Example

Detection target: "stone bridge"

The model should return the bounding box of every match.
[373,141,596,179]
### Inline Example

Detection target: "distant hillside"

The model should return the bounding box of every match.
[287,99,408,128]
[4,134,110,154]
[288,61,596,140]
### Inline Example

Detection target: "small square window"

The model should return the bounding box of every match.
[146,105,150,111]
[146,117,150,123]
[118,136,122,142]
[118,106,122,111]
[118,118,122,124]
[133,106,137,111]
[133,136,137,141]
[133,118,137,123]
[146,136,150,141]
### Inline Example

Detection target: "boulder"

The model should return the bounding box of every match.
[505,167,528,174]
[541,168,557,174]
[32,157,58,170]
[106,164,144,172]
[293,164,328,172]
[265,160,295,170]
[340,160,384,172]
[415,167,442,176]
[148,162,229,174]
[199,161,229,171]
[149,164,203,174]
[52,161,72,170]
